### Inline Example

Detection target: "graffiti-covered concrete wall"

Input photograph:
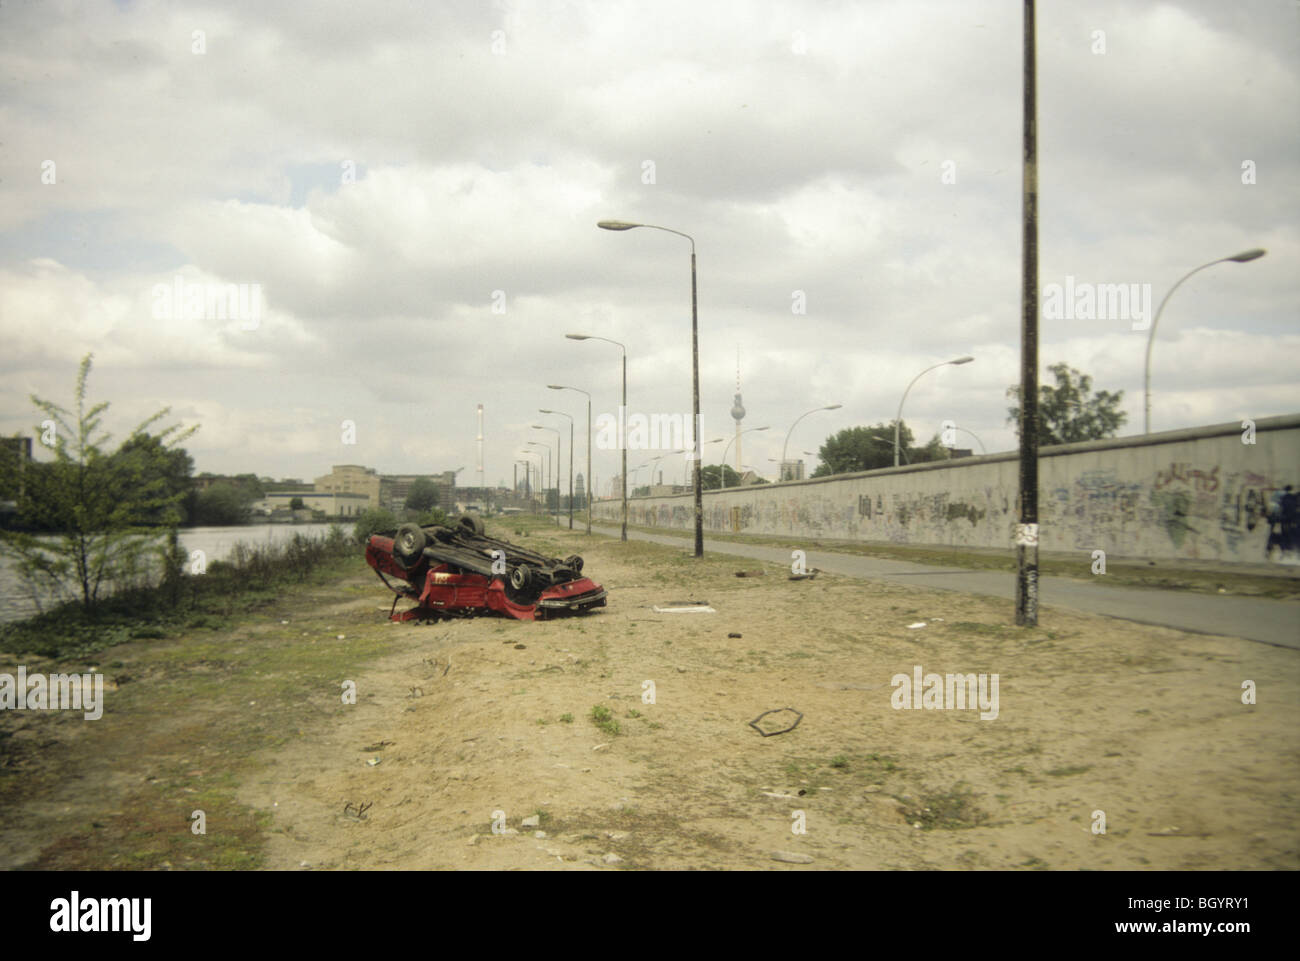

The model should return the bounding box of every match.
[592,415,1300,563]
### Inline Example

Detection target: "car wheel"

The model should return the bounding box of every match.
[457,513,485,537]
[563,554,584,573]
[393,523,427,570]
[509,563,532,591]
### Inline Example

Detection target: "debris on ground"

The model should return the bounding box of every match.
[770,850,814,864]
[748,707,804,737]
[653,602,716,613]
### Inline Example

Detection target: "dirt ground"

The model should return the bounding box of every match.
[3,520,1298,870]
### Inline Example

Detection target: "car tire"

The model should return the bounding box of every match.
[563,554,584,573]
[457,514,485,537]
[393,523,427,570]
[509,563,532,591]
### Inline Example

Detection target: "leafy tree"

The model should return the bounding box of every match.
[194,482,253,526]
[0,354,197,611]
[417,507,449,527]
[909,433,949,464]
[1006,362,1128,446]
[231,473,265,499]
[289,496,306,511]
[811,422,918,476]
[405,477,442,513]
[701,464,742,490]
[353,507,398,542]
[110,433,194,524]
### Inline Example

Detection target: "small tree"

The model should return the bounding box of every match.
[353,507,398,542]
[289,496,306,511]
[701,464,742,490]
[405,477,442,513]
[811,421,924,476]
[417,506,449,527]
[0,354,197,611]
[1006,362,1128,446]
[194,483,254,526]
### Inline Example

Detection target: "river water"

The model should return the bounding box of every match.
[0,523,341,624]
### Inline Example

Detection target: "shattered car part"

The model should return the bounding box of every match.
[748,708,804,737]
[365,514,607,622]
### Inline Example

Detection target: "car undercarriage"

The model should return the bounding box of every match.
[365,514,607,621]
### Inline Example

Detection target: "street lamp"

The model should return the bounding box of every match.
[782,404,840,479]
[548,384,592,534]
[540,408,574,529]
[567,334,627,541]
[530,428,560,526]
[518,451,542,510]
[720,426,769,488]
[692,438,725,486]
[895,356,974,466]
[949,426,986,454]
[648,450,685,489]
[1144,248,1266,433]
[598,219,704,558]
[525,441,550,521]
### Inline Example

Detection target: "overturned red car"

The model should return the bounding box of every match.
[365,514,607,621]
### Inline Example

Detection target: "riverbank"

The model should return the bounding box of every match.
[2,516,1296,870]
[0,523,344,625]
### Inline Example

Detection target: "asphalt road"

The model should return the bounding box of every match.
[589,526,1300,650]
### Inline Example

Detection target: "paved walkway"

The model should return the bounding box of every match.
[589,526,1300,649]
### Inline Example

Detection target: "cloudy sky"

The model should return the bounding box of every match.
[2,0,1296,496]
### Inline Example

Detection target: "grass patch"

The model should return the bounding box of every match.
[0,558,402,870]
[589,705,621,737]
[899,784,989,831]
[1044,765,1092,777]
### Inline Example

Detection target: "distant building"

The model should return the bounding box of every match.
[315,465,381,507]
[253,491,370,517]
[381,470,457,512]
[192,473,265,494]
[778,459,805,482]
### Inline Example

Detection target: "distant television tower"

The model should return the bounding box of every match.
[730,348,746,477]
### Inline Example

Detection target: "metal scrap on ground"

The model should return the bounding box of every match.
[748,707,804,737]
[652,601,716,613]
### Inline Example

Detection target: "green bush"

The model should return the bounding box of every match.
[352,508,398,543]
[417,507,449,528]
